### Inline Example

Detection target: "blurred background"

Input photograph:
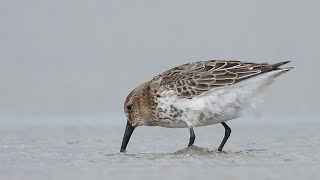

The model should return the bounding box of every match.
[1,1,320,179]
[0,0,319,116]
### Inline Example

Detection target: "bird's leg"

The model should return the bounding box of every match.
[188,126,195,146]
[218,122,231,151]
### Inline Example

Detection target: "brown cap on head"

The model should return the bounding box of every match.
[123,82,156,127]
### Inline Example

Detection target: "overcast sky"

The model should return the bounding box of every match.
[0,0,319,115]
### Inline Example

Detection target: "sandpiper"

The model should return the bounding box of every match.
[120,60,293,152]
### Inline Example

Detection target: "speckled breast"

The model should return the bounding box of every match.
[154,103,189,128]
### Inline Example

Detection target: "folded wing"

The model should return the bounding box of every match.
[153,60,290,98]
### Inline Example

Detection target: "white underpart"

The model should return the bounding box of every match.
[156,69,289,128]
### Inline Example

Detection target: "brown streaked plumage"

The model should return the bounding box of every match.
[120,60,293,152]
[123,82,157,127]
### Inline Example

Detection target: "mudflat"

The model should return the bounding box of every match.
[0,114,319,180]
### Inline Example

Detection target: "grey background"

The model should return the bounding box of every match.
[0,0,319,115]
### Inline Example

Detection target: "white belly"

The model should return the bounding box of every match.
[155,70,282,128]
[156,91,246,128]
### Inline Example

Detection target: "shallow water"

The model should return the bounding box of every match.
[0,114,319,180]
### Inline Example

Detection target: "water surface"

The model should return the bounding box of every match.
[0,114,319,180]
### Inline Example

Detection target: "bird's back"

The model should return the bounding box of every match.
[152,60,292,128]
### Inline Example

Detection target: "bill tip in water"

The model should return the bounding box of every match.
[120,149,126,153]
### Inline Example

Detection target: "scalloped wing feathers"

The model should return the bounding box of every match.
[152,60,290,98]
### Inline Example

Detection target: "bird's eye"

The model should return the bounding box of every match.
[126,104,133,112]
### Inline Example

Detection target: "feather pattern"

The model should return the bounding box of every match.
[152,60,290,98]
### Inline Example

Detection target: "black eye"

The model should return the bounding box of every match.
[126,104,133,112]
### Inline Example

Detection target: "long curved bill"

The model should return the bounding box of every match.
[120,121,135,152]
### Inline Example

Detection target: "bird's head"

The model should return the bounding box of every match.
[120,82,155,152]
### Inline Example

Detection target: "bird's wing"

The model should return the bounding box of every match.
[152,60,290,98]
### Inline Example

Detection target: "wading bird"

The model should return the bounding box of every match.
[120,60,293,152]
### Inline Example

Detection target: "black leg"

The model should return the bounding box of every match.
[188,126,195,146]
[218,122,231,151]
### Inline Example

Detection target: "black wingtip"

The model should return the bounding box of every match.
[272,61,291,69]
[284,66,294,71]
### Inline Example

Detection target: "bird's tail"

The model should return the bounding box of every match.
[269,61,294,78]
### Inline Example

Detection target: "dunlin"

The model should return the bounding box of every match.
[120,60,293,152]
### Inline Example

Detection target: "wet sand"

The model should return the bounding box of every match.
[0,114,319,180]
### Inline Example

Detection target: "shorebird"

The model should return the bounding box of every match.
[120,60,293,152]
